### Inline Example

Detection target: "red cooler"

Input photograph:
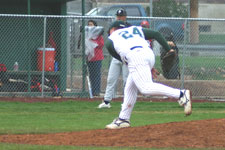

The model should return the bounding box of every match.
[37,47,55,71]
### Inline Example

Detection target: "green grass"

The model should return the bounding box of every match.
[155,55,225,80]
[1,143,224,150]
[72,53,225,80]
[71,55,112,72]
[180,56,225,80]
[0,100,224,150]
[199,34,225,44]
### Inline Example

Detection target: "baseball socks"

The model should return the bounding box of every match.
[98,100,111,108]
[179,91,184,98]
[104,101,110,104]
[178,90,192,116]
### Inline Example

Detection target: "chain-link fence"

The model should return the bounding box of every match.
[0,14,225,99]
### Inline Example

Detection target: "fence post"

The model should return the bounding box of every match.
[180,19,188,89]
[81,1,86,92]
[27,15,32,94]
[41,17,47,97]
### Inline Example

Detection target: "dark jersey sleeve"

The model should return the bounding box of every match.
[142,28,171,52]
[125,21,132,27]
[105,39,122,62]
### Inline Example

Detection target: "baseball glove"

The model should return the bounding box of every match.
[161,49,177,72]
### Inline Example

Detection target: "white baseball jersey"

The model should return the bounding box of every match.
[109,26,151,63]
[108,26,181,120]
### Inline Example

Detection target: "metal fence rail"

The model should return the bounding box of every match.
[0,14,225,99]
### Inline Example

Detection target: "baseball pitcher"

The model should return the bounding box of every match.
[105,21,192,129]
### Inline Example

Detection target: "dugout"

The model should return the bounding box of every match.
[0,0,73,96]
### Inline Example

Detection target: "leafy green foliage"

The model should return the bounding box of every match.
[146,0,188,17]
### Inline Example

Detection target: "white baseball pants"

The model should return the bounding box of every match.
[119,48,181,120]
[104,58,129,102]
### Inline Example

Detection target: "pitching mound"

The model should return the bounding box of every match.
[0,118,225,148]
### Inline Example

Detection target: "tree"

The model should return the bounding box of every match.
[149,0,188,17]
[190,0,199,43]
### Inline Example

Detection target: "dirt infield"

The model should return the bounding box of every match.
[0,119,224,148]
[0,97,225,148]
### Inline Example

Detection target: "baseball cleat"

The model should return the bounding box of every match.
[105,118,130,129]
[98,102,111,108]
[178,90,192,116]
